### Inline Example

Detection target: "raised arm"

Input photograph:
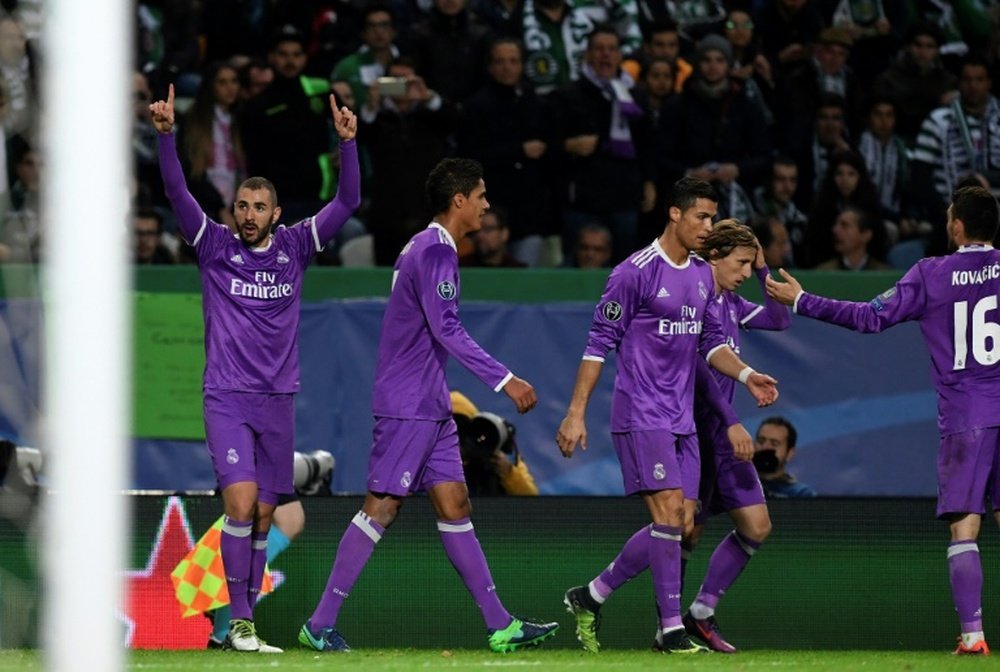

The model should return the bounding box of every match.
[313,96,362,245]
[740,250,791,330]
[150,84,206,243]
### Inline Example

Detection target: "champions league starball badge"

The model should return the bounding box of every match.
[602,301,623,322]
[436,281,457,300]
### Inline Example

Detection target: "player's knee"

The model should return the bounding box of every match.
[742,517,772,543]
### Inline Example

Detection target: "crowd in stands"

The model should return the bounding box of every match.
[2,0,1000,270]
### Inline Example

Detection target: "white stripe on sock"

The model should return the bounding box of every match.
[948,542,979,558]
[650,528,682,542]
[222,517,253,537]
[252,539,268,550]
[352,511,383,543]
[731,531,756,556]
[437,519,474,533]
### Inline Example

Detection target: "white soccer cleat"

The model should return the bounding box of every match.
[224,618,261,652]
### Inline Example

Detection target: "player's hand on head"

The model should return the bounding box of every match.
[747,372,778,407]
[556,415,586,458]
[149,83,176,134]
[765,268,801,306]
[752,237,766,269]
[726,423,753,462]
[503,376,537,414]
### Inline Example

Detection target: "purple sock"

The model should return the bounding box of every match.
[593,525,651,600]
[948,540,983,633]
[680,540,694,596]
[220,516,253,621]
[310,511,385,629]
[694,530,761,610]
[649,524,683,631]
[246,530,268,614]
[438,517,511,630]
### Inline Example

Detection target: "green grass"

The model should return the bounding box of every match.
[0,649,992,671]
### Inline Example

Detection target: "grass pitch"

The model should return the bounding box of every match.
[0,649,991,671]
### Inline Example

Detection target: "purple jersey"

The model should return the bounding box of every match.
[705,267,791,404]
[158,133,360,393]
[371,224,511,420]
[796,245,1000,436]
[584,242,728,434]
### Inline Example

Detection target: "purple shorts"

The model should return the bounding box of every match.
[936,427,1000,519]
[367,417,465,496]
[695,419,766,524]
[203,389,295,505]
[613,430,699,497]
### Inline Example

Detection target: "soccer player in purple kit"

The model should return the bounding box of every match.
[149,84,361,653]
[766,185,1000,656]
[557,178,780,654]
[680,219,791,652]
[298,158,559,654]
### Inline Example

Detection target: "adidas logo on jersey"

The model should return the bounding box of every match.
[230,253,244,265]
[657,287,670,298]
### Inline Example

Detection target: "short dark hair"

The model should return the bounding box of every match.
[237,176,278,206]
[670,176,717,212]
[816,92,846,115]
[489,36,524,60]
[959,54,992,78]
[951,185,1000,243]
[759,416,797,449]
[135,207,163,232]
[643,19,679,41]
[586,23,620,50]
[426,158,484,215]
[363,2,395,25]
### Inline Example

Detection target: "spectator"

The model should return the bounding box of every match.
[549,25,655,264]
[874,22,957,147]
[751,215,792,269]
[828,0,896,87]
[753,0,825,81]
[177,61,245,227]
[790,92,851,207]
[331,3,400,113]
[242,25,334,223]
[907,0,991,67]
[572,223,613,268]
[858,95,911,222]
[782,27,860,135]
[808,149,884,266]
[753,416,816,498]
[133,71,164,208]
[406,0,493,104]
[360,57,461,264]
[0,16,35,143]
[911,57,1000,225]
[634,56,676,242]
[662,0,726,44]
[460,208,527,267]
[753,156,809,266]
[134,208,176,265]
[519,0,643,95]
[724,8,776,127]
[235,58,274,102]
[0,142,39,263]
[659,34,770,217]
[814,206,890,271]
[458,37,553,266]
[622,20,693,94]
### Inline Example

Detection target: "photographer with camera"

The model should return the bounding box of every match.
[451,392,538,496]
[753,417,816,498]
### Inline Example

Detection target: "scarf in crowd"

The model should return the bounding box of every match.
[522,0,642,87]
[858,130,906,213]
[582,62,642,158]
[942,96,1000,195]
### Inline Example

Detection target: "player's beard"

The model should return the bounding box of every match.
[240,221,272,248]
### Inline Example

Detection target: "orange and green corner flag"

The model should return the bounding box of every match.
[170,515,274,618]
